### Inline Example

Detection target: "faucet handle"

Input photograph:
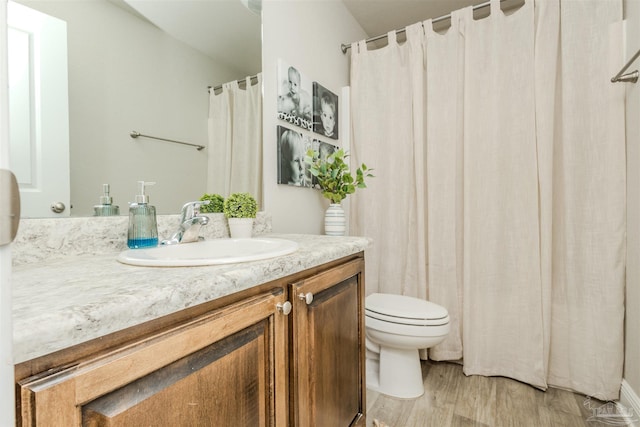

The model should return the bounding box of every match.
[180,200,210,220]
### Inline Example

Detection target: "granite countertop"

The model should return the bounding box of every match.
[12,233,370,364]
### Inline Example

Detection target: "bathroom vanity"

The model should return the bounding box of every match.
[12,216,369,426]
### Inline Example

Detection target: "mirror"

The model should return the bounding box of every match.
[9,0,262,217]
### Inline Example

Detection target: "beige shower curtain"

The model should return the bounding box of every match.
[208,74,263,205]
[350,0,625,400]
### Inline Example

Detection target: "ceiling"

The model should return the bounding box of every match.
[119,0,262,76]
[112,0,488,77]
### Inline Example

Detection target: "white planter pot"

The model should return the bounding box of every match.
[324,203,346,236]
[228,218,254,239]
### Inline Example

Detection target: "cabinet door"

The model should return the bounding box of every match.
[18,289,288,427]
[290,258,365,427]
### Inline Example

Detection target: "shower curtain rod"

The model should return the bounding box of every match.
[611,48,640,83]
[341,0,504,54]
[208,74,260,93]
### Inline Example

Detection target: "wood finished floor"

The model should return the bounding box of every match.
[366,360,633,427]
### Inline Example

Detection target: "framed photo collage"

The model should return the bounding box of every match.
[276,59,340,189]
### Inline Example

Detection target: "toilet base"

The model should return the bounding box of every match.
[366,346,424,399]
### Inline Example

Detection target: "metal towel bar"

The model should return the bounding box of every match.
[611,48,640,83]
[130,131,205,151]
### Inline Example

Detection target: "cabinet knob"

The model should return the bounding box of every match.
[298,292,314,305]
[276,301,292,315]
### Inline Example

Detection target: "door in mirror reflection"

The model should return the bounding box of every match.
[8,1,70,217]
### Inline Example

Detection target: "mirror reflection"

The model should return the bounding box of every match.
[8,0,262,217]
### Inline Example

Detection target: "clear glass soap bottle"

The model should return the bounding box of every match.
[127,181,158,249]
[93,183,120,216]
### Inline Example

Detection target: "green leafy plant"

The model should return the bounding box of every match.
[305,148,374,204]
[223,193,257,218]
[199,193,224,213]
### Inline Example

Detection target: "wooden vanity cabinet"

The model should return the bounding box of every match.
[289,257,366,427]
[15,254,366,426]
[17,288,288,426]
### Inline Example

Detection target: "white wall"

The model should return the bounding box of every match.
[17,0,238,216]
[262,0,367,233]
[624,0,640,403]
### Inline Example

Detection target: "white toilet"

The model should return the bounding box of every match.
[365,293,450,399]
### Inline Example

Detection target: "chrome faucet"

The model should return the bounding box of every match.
[161,200,210,245]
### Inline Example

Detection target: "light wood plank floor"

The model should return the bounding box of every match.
[366,360,634,427]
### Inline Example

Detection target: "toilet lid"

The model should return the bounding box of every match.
[365,293,449,323]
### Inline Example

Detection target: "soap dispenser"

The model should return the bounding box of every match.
[93,184,120,216]
[127,181,158,249]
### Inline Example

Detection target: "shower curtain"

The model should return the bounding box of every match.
[208,74,263,205]
[350,0,625,400]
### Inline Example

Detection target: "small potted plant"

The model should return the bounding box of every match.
[305,148,373,235]
[199,193,224,213]
[223,192,257,238]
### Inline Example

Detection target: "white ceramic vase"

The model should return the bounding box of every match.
[324,203,346,236]
[228,218,254,239]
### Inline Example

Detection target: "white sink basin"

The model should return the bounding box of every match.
[117,237,299,267]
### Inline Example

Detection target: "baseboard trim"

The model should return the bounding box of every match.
[619,379,640,427]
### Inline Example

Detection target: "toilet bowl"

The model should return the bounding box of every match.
[365,293,450,399]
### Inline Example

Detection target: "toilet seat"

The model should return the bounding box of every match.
[366,315,450,338]
[365,293,449,326]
